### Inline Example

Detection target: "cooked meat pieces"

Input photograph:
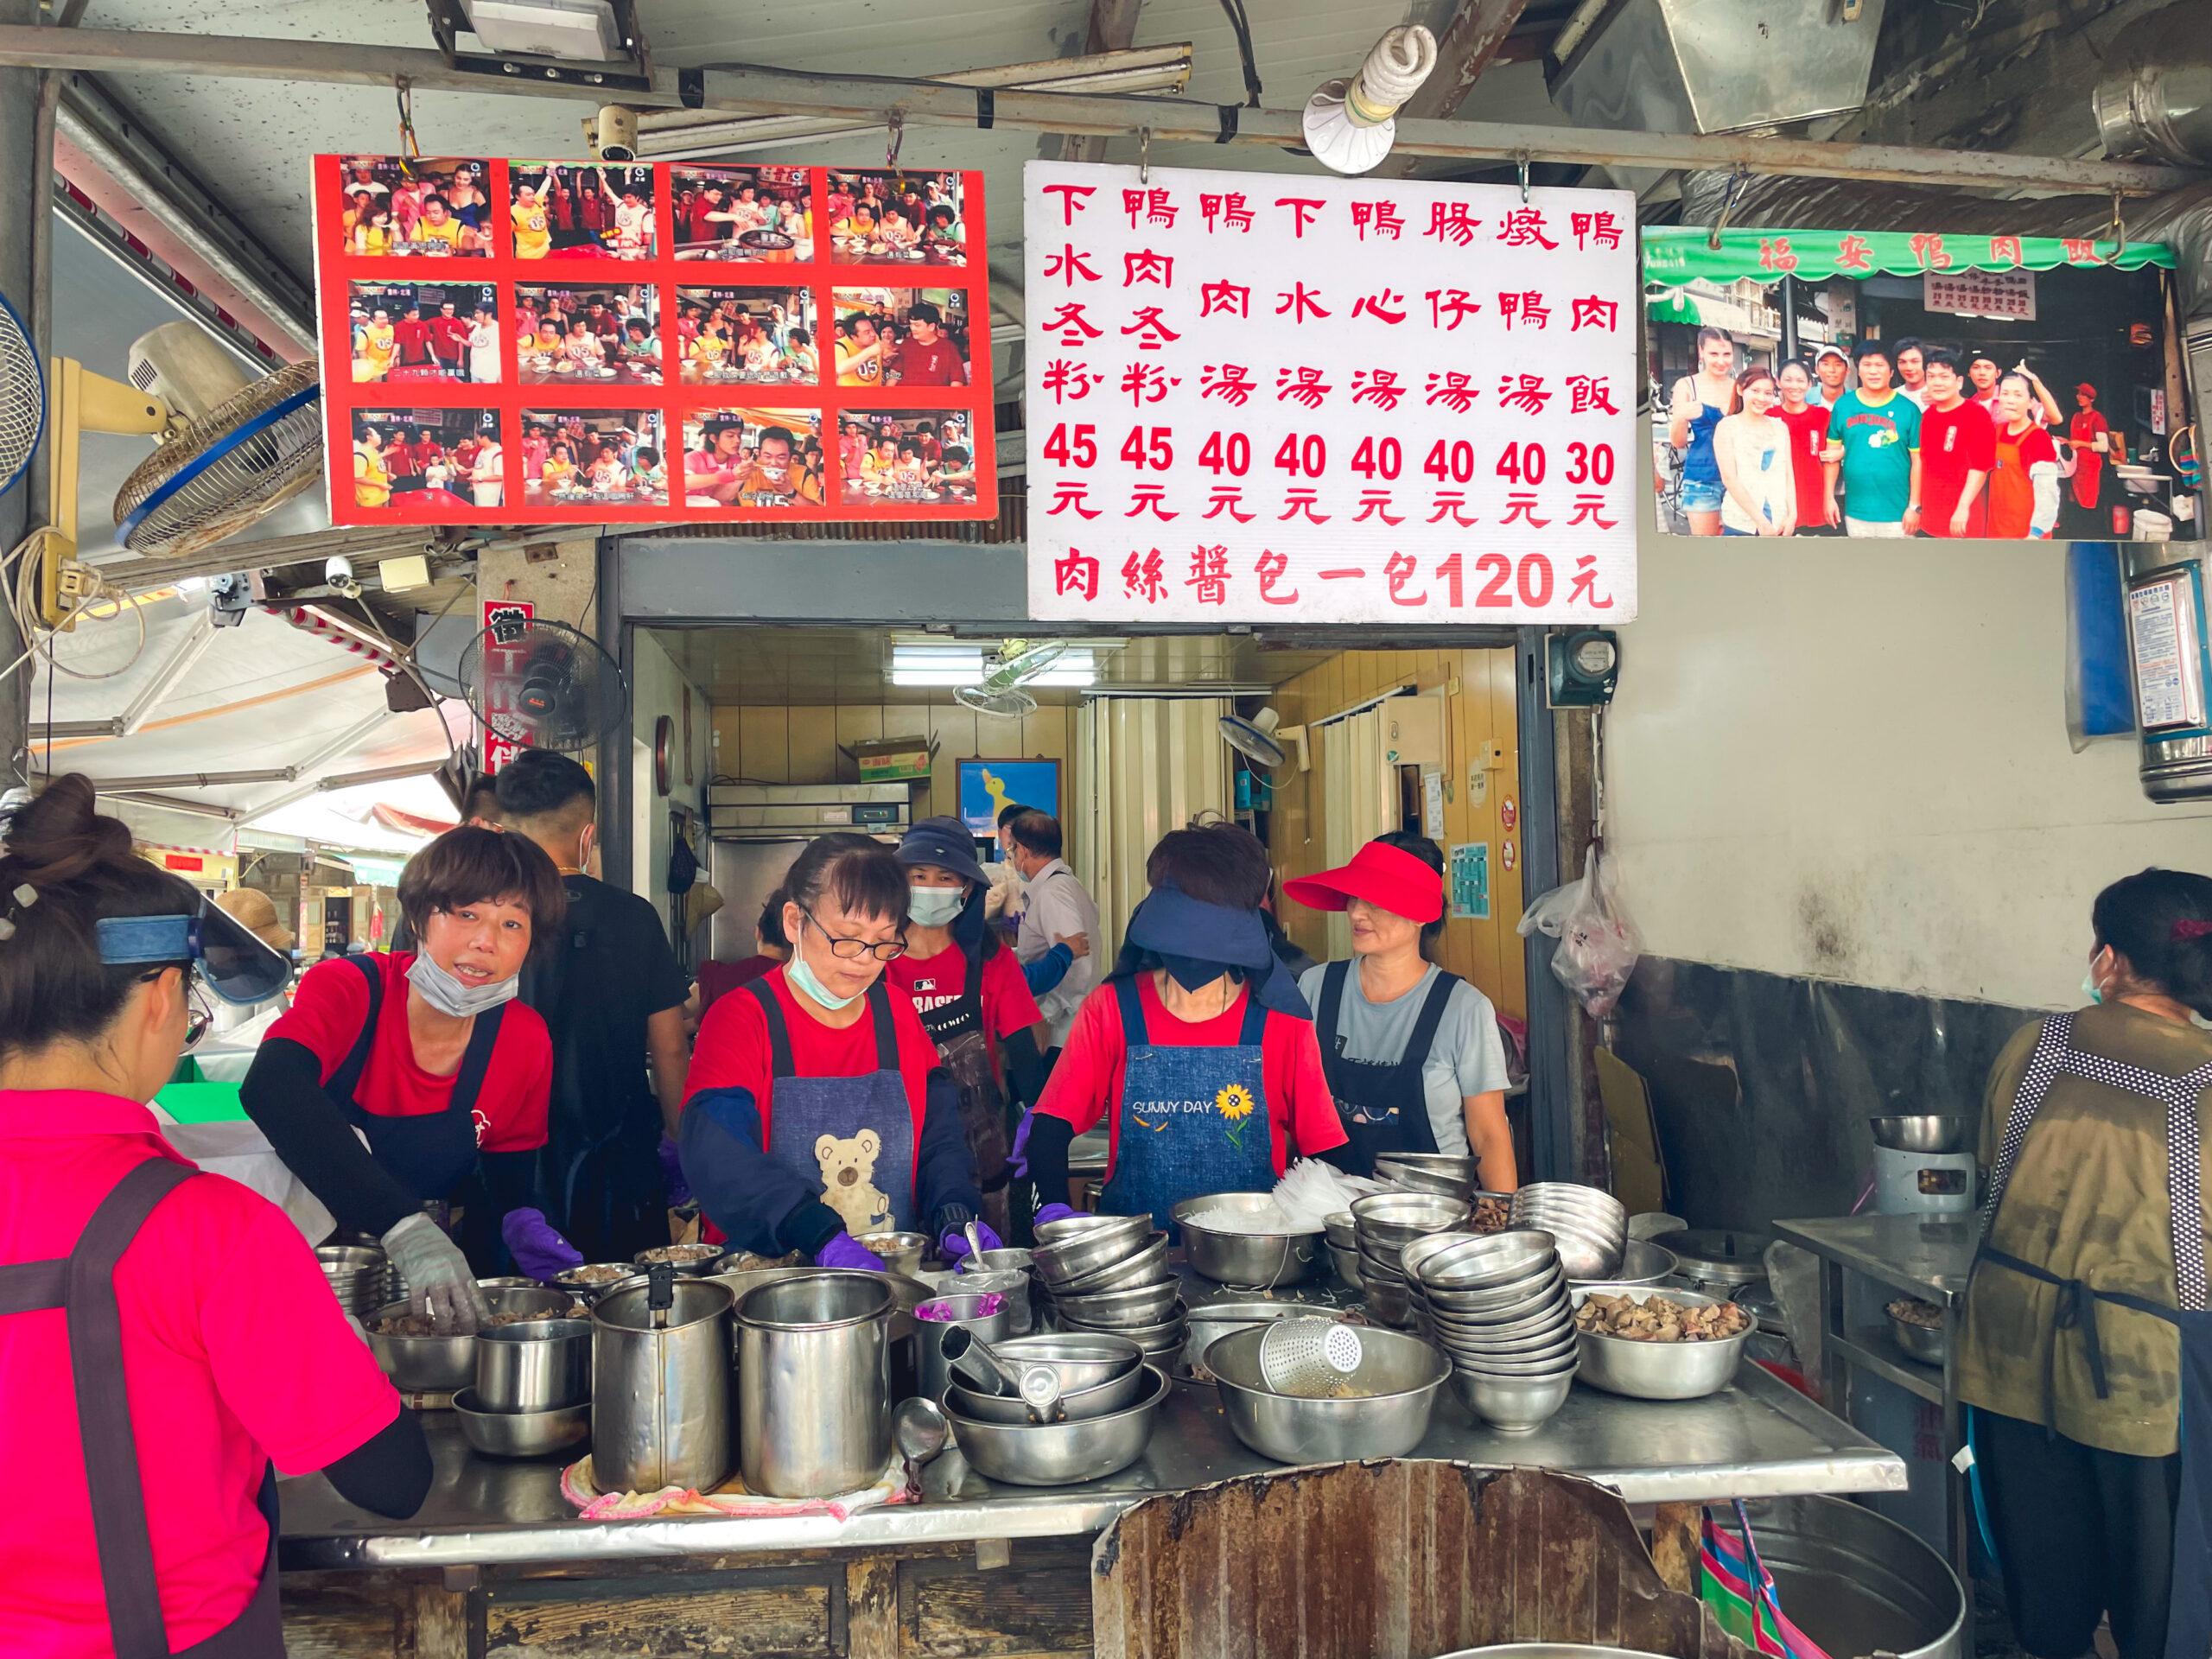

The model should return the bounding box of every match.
[637,1243,723,1265]
[1887,1296,1943,1328]
[1573,1292,1750,1342]
[372,1308,546,1337]
[1472,1197,1513,1234]
[556,1264,635,1285]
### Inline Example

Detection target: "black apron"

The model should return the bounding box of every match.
[0,1159,285,1657]
[910,943,1012,1238]
[1317,959,1459,1177]
[330,954,506,1203]
[747,978,919,1236]
[1974,1011,2211,1659]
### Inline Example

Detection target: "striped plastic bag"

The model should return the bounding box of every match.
[1700,1501,1831,1659]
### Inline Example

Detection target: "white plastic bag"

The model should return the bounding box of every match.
[1516,845,1642,1017]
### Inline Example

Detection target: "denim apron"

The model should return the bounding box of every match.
[1099,977,1278,1234]
[330,954,506,1202]
[909,944,1011,1238]
[1317,960,1457,1177]
[1973,1011,2211,1659]
[747,978,916,1236]
[0,1160,284,1657]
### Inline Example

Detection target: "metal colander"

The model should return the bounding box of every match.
[1258,1317,1363,1395]
[111,358,322,559]
[0,289,41,499]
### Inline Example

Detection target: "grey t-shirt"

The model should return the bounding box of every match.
[1296,961,1510,1154]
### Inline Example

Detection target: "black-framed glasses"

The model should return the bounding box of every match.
[139,965,214,1050]
[799,906,906,962]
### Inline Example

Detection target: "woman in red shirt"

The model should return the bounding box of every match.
[679,835,982,1271]
[1774,360,1833,533]
[0,776,429,1658]
[886,817,1050,1245]
[1022,824,1349,1232]
[243,826,565,1332]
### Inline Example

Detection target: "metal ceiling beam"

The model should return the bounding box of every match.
[1062,0,1146,166]
[117,608,217,736]
[0,25,2196,195]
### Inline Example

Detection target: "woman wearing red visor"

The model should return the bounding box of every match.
[1284,834,1516,1187]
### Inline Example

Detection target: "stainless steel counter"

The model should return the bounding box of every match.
[1769,1214,1977,1308]
[279,1361,1904,1571]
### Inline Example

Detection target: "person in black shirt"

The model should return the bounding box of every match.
[494,751,693,1262]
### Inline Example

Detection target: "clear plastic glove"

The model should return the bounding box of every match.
[1033,1203,1079,1229]
[500,1208,583,1282]
[816,1231,885,1272]
[381,1211,488,1333]
[942,1220,1002,1265]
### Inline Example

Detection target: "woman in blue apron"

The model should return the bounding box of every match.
[243,825,566,1332]
[1956,869,2211,1659]
[1020,824,1349,1233]
[679,834,982,1269]
[1284,834,1516,1185]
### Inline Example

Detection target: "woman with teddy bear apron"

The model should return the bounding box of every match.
[678,835,984,1272]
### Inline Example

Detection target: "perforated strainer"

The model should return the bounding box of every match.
[1258,1317,1363,1395]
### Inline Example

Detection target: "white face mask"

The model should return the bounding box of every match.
[407,948,520,1018]
[908,885,966,928]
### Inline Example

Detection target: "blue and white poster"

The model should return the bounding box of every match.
[957,759,1060,835]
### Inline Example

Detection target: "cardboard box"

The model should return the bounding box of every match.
[851,737,932,782]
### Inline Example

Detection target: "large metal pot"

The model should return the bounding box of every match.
[590,1269,735,1493]
[476,1317,593,1412]
[1736,1495,1967,1659]
[737,1271,893,1498]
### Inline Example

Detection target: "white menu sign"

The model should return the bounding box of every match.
[1024,161,1638,625]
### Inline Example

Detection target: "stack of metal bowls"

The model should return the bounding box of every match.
[455,1316,594,1459]
[940,1363,1172,1486]
[1510,1184,1628,1281]
[316,1243,392,1318]
[1374,1152,1478,1202]
[943,1332,1146,1423]
[1033,1213,1185,1364]
[1323,1212,1361,1287]
[1406,1230,1578,1433]
[1172,1192,1325,1287]
[365,1282,570,1394]
[1351,1191,1472,1326]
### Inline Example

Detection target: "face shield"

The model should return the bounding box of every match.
[97,898,294,1007]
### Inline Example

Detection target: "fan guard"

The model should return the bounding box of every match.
[112,358,322,559]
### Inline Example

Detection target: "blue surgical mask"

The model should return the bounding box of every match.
[407,949,520,1018]
[2082,972,2103,1005]
[786,944,860,1011]
[907,885,966,928]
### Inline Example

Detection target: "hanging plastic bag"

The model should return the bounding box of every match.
[1516,845,1642,1018]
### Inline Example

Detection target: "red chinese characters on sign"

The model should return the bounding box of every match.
[480,599,535,771]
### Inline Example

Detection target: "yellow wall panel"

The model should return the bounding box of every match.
[787,706,839,786]
[736,706,788,784]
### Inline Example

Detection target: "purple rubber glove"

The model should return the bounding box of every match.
[815,1231,885,1272]
[1033,1204,1079,1229]
[1007,1109,1034,1179]
[942,1220,1003,1265]
[658,1133,692,1207]
[501,1208,583,1282]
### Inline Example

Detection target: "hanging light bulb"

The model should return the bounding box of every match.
[1302,24,1439,176]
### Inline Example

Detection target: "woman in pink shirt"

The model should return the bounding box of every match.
[0,776,429,1657]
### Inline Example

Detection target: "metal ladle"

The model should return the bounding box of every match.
[893,1397,949,1467]
[938,1325,1065,1422]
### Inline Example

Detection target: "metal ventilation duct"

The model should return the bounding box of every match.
[2094,4,2212,167]
[1547,0,1886,137]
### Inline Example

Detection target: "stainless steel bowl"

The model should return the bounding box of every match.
[1431,1644,1672,1659]
[1572,1238,1677,1288]
[1205,1325,1450,1463]
[632,1243,730,1277]
[1511,1182,1628,1224]
[1436,1330,1580,1368]
[948,1359,1147,1423]
[1446,1366,1577,1434]
[1063,1299,1186,1347]
[365,1285,570,1393]
[1173,1194,1326,1287]
[1033,1217,1155,1287]
[1351,1191,1473,1246]
[453,1388,592,1459]
[1055,1236,1171,1295]
[1424,1262,1565,1315]
[1427,1299,1574,1344]
[855,1230,931,1276]
[1376,1153,1478,1200]
[1053,1278,1180,1328]
[1399,1231,1484,1282]
[474,1317,593,1412]
[1571,1284,1749,1400]
[1446,1345,1581,1377]
[1323,1212,1357,1250]
[1327,1243,1364,1287]
[1871,1114,1973,1154]
[1417,1230,1560,1290]
[981,1332,1143,1391]
[1181,1300,1345,1373]
[1511,1221,1620,1281]
[1889,1307,1948,1364]
[943,1365,1169,1485]
[964,1247,1035,1276]
[553,1264,650,1302]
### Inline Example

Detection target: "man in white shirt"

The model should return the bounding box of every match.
[1008,810,1099,1053]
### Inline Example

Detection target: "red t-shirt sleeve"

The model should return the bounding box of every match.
[1967,409,1997,471]
[982,946,1044,1040]
[1036,982,1123,1135]
[264,957,376,1082]
[2024,428,2059,467]
[197,1190,401,1474]
[479,1006,552,1154]
[1267,1014,1349,1164]
[685,984,775,1120]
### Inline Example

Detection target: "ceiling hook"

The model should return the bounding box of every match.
[1708,168,1749,251]
[886,111,905,168]
[2107,188,2128,264]
[1140,126,1152,186]
[1515,149,1530,203]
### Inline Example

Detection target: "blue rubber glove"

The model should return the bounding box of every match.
[942,1220,1003,1266]
[816,1231,885,1272]
[658,1133,692,1207]
[1007,1109,1035,1179]
[1033,1203,1079,1229]
[500,1208,583,1282]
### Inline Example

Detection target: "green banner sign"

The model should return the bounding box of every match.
[1643,226,2174,286]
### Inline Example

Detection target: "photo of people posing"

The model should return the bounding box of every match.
[830,288,970,390]
[837,410,977,505]
[351,409,503,510]
[680,408,825,509]
[1647,231,2187,542]
[346,283,499,384]
[332,156,493,257]
[515,283,661,385]
[518,410,669,506]
[671,166,814,262]
[675,287,817,385]
[510,164,658,261]
[826,169,966,264]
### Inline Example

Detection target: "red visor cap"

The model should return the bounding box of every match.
[1281,841,1444,925]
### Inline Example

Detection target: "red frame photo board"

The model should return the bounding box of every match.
[314,155,997,526]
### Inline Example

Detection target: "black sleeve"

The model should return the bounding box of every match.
[916,1069,983,1233]
[239,1038,419,1239]
[1314,1141,1357,1173]
[479,1148,542,1224]
[1024,1111,1076,1213]
[1001,1026,1048,1110]
[321,1402,432,1518]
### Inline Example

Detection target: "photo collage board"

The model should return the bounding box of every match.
[314,154,996,525]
